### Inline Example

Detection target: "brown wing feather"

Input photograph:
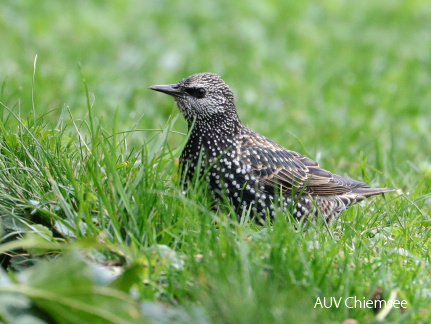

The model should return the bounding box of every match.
[237,130,368,195]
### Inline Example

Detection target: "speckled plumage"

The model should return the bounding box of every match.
[150,73,395,223]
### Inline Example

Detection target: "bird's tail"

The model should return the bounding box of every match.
[328,187,396,220]
[352,187,397,198]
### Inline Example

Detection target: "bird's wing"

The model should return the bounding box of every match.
[236,131,368,195]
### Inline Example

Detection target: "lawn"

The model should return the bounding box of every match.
[0,0,430,323]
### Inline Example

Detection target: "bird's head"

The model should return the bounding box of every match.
[150,73,239,126]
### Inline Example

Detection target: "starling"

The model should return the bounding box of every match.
[150,73,395,223]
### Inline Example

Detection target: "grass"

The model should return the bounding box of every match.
[1,0,431,323]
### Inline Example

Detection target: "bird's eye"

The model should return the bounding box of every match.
[185,88,206,99]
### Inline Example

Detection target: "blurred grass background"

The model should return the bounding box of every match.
[2,0,430,179]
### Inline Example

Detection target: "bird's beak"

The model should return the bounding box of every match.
[149,84,183,97]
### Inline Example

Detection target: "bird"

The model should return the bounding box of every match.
[150,73,395,224]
